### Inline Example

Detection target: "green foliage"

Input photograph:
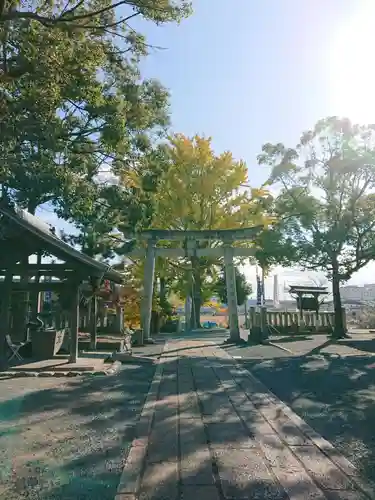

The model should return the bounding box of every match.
[0,0,191,255]
[213,266,252,306]
[252,210,300,271]
[0,2,192,82]
[258,116,375,336]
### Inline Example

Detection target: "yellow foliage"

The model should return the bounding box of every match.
[204,300,222,310]
[120,169,141,189]
[152,134,271,231]
[122,287,141,329]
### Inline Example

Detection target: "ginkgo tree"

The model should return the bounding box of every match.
[146,133,271,328]
[258,117,375,338]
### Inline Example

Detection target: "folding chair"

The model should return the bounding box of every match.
[5,334,25,362]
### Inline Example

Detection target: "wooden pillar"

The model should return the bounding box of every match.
[249,306,255,330]
[298,293,303,319]
[90,296,98,350]
[35,251,42,314]
[69,283,81,364]
[90,277,100,350]
[19,256,30,340]
[0,271,12,368]
[244,300,249,329]
[115,304,123,333]
[260,306,268,340]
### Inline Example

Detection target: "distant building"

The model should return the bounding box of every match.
[340,284,375,302]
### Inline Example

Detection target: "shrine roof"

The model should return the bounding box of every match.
[0,203,123,283]
[289,285,329,295]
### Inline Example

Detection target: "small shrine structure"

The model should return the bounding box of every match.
[0,201,123,368]
[289,285,329,319]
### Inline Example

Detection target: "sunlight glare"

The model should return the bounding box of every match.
[328,1,375,124]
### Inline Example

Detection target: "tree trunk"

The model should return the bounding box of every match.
[190,257,201,330]
[332,258,345,338]
[160,277,166,303]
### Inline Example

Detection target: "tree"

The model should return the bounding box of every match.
[213,266,252,306]
[0,0,192,81]
[149,133,271,328]
[258,117,375,338]
[0,1,188,252]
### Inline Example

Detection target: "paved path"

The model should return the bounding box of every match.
[116,339,374,500]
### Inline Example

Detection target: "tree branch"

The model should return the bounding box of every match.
[0,1,132,24]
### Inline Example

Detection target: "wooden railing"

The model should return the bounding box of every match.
[21,310,116,332]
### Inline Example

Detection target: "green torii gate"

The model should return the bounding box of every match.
[127,227,262,344]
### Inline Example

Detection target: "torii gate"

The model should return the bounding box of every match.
[127,227,262,344]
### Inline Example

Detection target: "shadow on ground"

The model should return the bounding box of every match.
[241,349,375,483]
[338,338,375,354]
[0,342,166,500]
[268,335,313,343]
[1,335,375,499]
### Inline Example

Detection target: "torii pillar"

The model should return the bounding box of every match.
[224,243,240,342]
[142,239,156,344]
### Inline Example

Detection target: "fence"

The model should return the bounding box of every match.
[24,309,116,332]
[247,307,345,334]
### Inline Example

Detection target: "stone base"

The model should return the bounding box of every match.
[144,338,155,345]
[131,330,144,346]
[112,352,132,362]
[223,337,247,346]
[248,327,268,345]
[113,352,155,364]
[331,332,351,340]
[1,356,121,378]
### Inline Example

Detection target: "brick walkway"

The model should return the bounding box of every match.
[116,339,374,500]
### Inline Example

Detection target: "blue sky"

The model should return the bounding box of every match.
[40,0,375,297]
[136,0,358,189]
[132,0,375,295]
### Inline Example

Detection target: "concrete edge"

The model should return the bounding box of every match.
[266,341,294,354]
[222,349,375,498]
[0,360,122,378]
[115,342,168,499]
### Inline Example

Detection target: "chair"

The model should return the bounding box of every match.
[5,334,25,362]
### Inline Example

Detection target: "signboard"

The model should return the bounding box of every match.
[297,296,318,311]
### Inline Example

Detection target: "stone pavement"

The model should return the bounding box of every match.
[116,339,375,500]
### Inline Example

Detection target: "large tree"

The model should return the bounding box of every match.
[258,117,375,338]
[146,133,271,328]
[0,0,190,252]
[0,1,192,81]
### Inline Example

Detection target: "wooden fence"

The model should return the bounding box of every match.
[26,309,117,332]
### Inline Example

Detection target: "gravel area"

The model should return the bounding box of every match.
[236,334,375,486]
[0,341,164,500]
